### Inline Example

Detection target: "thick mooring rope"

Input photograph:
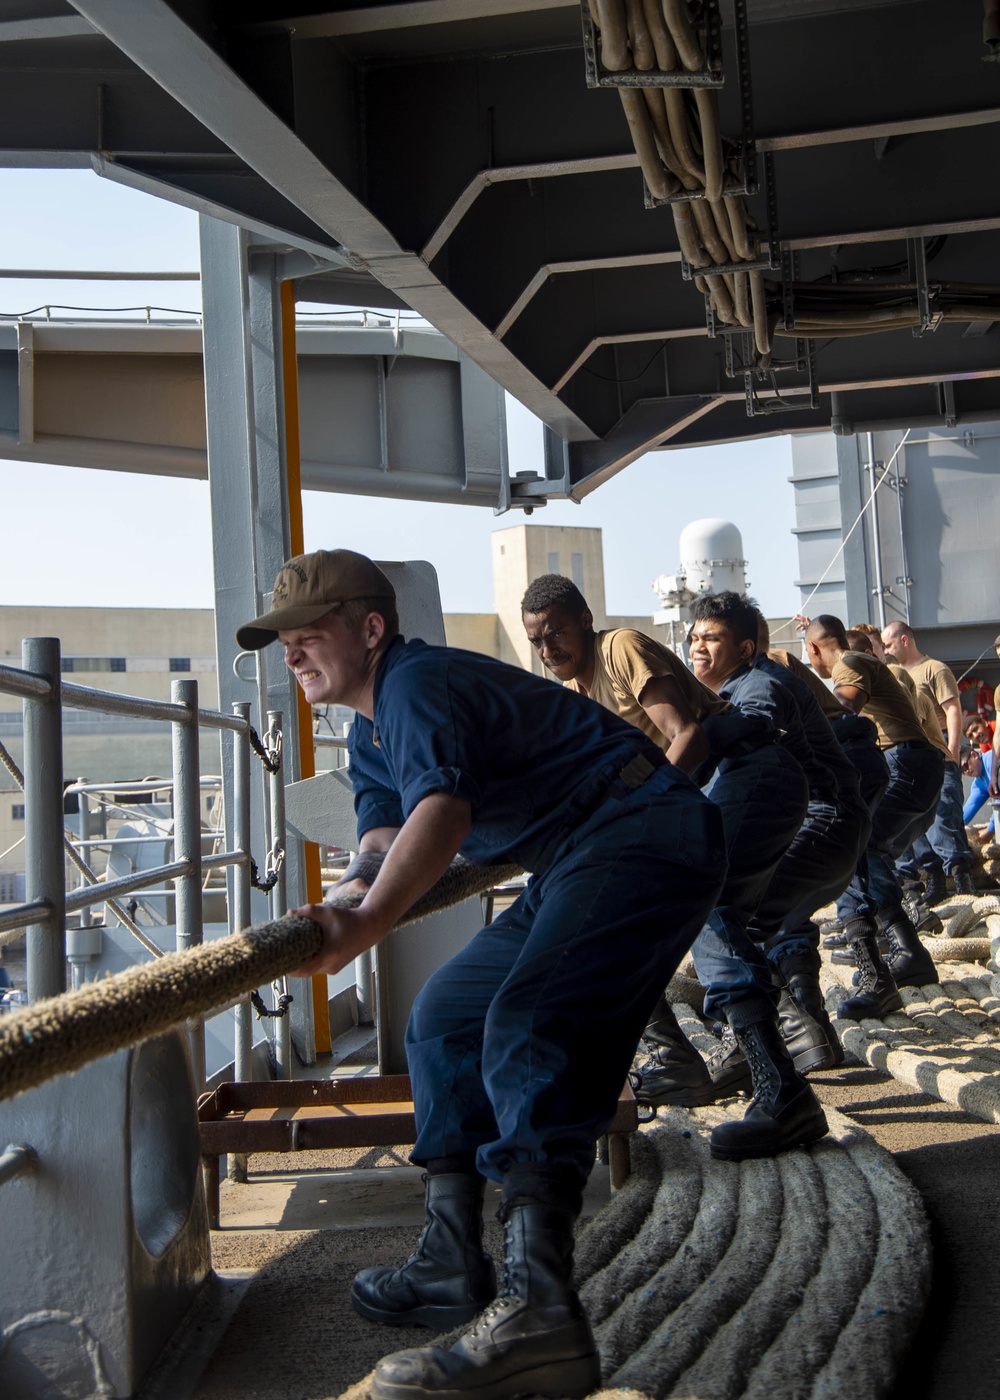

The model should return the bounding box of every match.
[0,860,522,1104]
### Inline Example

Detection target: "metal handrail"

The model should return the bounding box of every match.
[0,662,51,701]
[0,663,247,733]
[0,901,49,935]
[4,639,289,1098]
[63,861,190,915]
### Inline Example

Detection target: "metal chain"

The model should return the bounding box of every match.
[248,725,281,774]
[249,849,284,893]
[249,987,293,1020]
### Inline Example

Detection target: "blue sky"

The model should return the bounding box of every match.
[0,168,800,620]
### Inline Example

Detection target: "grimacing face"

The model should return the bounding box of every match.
[521,602,593,683]
[278,608,375,708]
[689,617,753,692]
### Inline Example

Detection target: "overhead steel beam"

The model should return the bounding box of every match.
[497,251,681,340]
[92,156,347,265]
[70,0,596,441]
[562,397,725,499]
[422,110,1000,268]
[422,154,639,264]
[0,16,95,42]
[552,329,701,396]
[757,107,1000,153]
[242,0,577,37]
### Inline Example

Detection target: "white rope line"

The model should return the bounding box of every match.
[0,835,25,864]
[770,428,912,638]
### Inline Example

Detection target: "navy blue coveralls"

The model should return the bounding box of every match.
[347,638,726,1191]
[693,657,869,1011]
[682,711,809,1026]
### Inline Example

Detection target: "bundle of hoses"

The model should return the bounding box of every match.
[0,859,522,1105]
[774,278,1000,337]
[588,0,770,357]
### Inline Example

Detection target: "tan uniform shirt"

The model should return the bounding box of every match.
[889,663,950,758]
[565,628,727,754]
[832,651,926,749]
[907,656,960,730]
[769,648,843,723]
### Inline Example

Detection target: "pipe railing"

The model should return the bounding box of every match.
[0,638,288,1098]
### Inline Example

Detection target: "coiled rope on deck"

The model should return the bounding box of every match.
[0,860,522,1105]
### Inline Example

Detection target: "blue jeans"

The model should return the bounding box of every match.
[897,762,973,877]
[690,745,809,1023]
[405,766,726,1190]
[839,743,944,924]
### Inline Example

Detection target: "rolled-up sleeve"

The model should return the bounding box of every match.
[348,717,404,837]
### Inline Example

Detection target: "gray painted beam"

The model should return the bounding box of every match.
[70,0,596,442]
[198,215,317,1063]
[240,0,577,37]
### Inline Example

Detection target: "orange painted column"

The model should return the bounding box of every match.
[280,279,331,1054]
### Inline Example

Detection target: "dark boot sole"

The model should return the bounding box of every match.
[708,1114,829,1162]
[837,990,904,1020]
[789,1041,839,1074]
[371,1353,601,1400]
[638,1080,728,1108]
[351,1288,488,1330]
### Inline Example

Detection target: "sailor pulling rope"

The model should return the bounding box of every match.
[0,858,521,1106]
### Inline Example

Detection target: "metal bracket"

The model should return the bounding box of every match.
[730,332,819,417]
[581,0,724,89]
[640,0,757,207]
[907,236,932,336]
[680,240,776,282]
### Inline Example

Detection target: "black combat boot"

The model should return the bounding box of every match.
[903,887,944,935]
[352,1172,497,1329]
[952,864,976,896]
[704,1022,754,1096]
[774,950,844,1071]
[884,914,940,988]
[370,1197,600,1400]
[830,929,889,964]
[837,923,904,1019]
[922,865,947,907]
[708,1014,829,1161]
[631,997,717,1107]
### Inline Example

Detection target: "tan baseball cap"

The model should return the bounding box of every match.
[236,549,395,650]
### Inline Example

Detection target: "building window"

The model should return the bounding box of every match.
[169,657,190,673]
[11,804,24,820]
[60,658,75,673]
[547,551,559,574]
[62,657,118,672]
[571,553,585,589]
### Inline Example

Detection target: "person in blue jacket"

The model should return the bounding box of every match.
[962,743,995,840]
[237,548,726,1400]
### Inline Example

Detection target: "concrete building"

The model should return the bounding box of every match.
[0,525,668,889]
[0,607,220,892]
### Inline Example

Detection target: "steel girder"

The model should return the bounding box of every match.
[2,0,999,497]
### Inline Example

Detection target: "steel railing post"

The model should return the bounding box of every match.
[231,702,253,1181]
[172,680,203,953]
[172,678,205,1087]
[266,710,292,1078]
[76,777,92,931]
[22,637,66,1002]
